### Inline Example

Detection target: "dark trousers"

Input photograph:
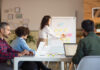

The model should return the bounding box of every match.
[21,61,38,70]
[20,61,48,70]
[0,62,48,70]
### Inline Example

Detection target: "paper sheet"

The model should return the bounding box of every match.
[36,39,64,56]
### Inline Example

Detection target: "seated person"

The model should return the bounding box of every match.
[10,26,51,70]
[72,19,100,65]
[10,26,35,54]
[0,22,29,70]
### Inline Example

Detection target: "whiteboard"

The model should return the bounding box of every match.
[50,17,76,43]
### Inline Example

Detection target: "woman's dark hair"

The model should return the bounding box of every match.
[40,15,51,30]
[15,26,30,37]
[81,19,94,32]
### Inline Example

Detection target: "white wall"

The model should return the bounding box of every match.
[1,0,83,30]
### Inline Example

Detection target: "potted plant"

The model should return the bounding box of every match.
[26,35,36,44]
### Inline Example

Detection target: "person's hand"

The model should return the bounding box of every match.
[62,34,66,38]
[61,34,66,38]
[18,50,30,56]
[29,51,34,56]
[18,53,23,57]
[23,50,30,55]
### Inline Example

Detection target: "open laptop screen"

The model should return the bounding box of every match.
[64,43,77,56]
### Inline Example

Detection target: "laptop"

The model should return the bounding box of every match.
[64,43,77,57]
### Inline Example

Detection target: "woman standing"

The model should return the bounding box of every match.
[37,15,65,47]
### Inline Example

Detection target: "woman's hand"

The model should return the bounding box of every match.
[61,34,66,38]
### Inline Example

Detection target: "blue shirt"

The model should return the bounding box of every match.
[10,37,35,55]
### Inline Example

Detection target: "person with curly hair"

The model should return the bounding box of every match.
[11,26,51,70]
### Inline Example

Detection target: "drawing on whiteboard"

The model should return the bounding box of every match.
[66,33,72,37]
[50,17,76,43]
[64,28,68,32]
[57,23,64,26]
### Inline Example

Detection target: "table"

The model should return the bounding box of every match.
[14,55,72,70]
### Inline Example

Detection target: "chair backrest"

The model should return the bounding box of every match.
[77,56,100,70]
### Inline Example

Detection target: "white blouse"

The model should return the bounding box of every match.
[39,25,60,39]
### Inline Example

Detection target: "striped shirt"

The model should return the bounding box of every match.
[0,38,19,63]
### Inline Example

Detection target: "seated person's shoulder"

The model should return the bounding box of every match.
[80,36,88,41]
[20,38,26,43]
[16,37,26,44]
[79,36,90,44]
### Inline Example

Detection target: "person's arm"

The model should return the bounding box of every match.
[20,39,35,55]
[7,44,20,53]
[45,26,60,38]
[6,41,29,57]
[0,48,18,59]
[72,39,85,64]
[0,49,30,59]
[0,41,30,59]
[0,41,18,59]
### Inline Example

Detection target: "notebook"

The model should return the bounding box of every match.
[64,43,77,56]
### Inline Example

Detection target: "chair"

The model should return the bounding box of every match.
[77,56,100,70]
